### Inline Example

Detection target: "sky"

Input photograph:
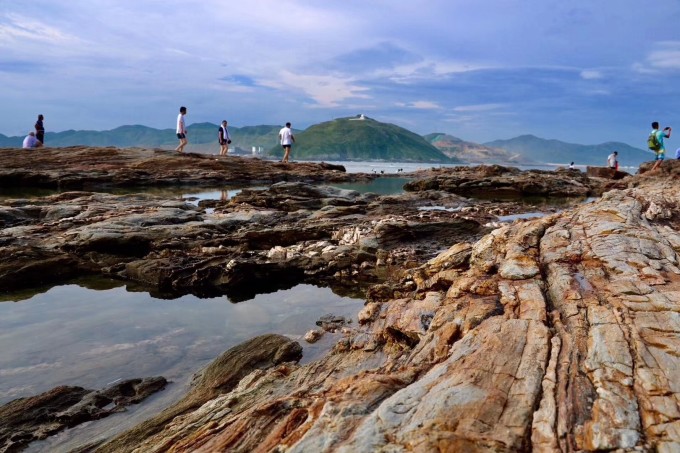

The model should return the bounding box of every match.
[1,1,680,147]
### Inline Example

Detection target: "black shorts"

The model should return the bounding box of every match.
[177,133,186,139]
[282,144,292,149]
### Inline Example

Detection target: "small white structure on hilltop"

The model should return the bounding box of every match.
[349,114,366,121]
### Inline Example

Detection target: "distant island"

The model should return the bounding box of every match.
[0,118,653,166]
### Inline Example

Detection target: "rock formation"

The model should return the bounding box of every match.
[95,169,680,452]
[0,147,358,190]
[0,377,166,453]
[3,148,679,452]
[405,164,607,198]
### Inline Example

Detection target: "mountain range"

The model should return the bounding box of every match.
[0,120,654,166]
[483,135,653,167]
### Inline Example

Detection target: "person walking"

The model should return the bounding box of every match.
[218,120,231,155]
[279,122,295,163]
[35,114,45,144]
[176,106,188,153]
[607,151,618,170]
[648,121,671,172]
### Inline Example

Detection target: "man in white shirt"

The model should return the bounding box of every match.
[607,151,618,169]
[278,122,295,163]
[218,120,231,156]
[22,132,43,149]
[176,106,188,153]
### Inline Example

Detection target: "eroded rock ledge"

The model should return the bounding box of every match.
[0,377,166,453]
[0,147,359,189]
[98,175,680,452]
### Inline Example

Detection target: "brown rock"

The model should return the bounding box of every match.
[0,377,166,452]
[96,178,680,452]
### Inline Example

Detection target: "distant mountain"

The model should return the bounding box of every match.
[0,124,287,154]
[268,116,453,162]
[424,133,531,164]
[484,135,654,167]
[0,133,22,148]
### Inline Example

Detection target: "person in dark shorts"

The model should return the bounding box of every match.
[35,114,45,144]
[278,122,295,163]
[176,106,188,153]
[218,120,231,155]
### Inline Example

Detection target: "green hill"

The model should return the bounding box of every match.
[484,135,653,166]
[268,116,453,162]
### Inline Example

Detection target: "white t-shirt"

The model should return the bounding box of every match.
[279,126,293,145]
[23,135,40,148]
[607,153,617,168]
[177,113,185,134]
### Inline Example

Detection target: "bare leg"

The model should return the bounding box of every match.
[177,137,188,153]
[650,159,662,172]
[282,146,291,163]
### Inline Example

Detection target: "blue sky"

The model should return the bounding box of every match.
[1,1,680,147]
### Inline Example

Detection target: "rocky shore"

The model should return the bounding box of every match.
[2,147,679,452]
[0,147,357,189]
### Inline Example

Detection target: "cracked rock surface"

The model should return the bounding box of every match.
[94,163,680,452]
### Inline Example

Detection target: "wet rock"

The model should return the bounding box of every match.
[95,177,680,452]
[316,314,349,332]
[0,377,166,452]
[96,334,301,453]
[586,166,630,180]
[405,164,601,197]
[304,329,324,343]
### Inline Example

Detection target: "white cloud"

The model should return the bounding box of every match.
[647,41,680,70]
[0,13,80,45]
[395,101,441,110]
[580,70,603,80]
[259,71,371,107]
[453,104,504,112]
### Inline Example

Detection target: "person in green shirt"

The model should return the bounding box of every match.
[650,121,671,172]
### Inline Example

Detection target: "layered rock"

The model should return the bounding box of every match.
[0,181,506,299]
[95,175,680,452]
[0,377,166,452]
[405,164,608,198]
[0,147,360,189]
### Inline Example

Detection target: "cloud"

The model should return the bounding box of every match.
[0,13,79,45]
[328,42,423,73]
[453,104,504,112]
[259,71,371,107]
[395,101,441,110]
[580,70,603,80]
[646,41,680,70]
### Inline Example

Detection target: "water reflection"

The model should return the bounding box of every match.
[329,177,411,195]
[0,280,363,405]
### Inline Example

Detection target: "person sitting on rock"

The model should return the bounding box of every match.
[22,132,43,149]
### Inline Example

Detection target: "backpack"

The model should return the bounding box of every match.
[648,131,661,151]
